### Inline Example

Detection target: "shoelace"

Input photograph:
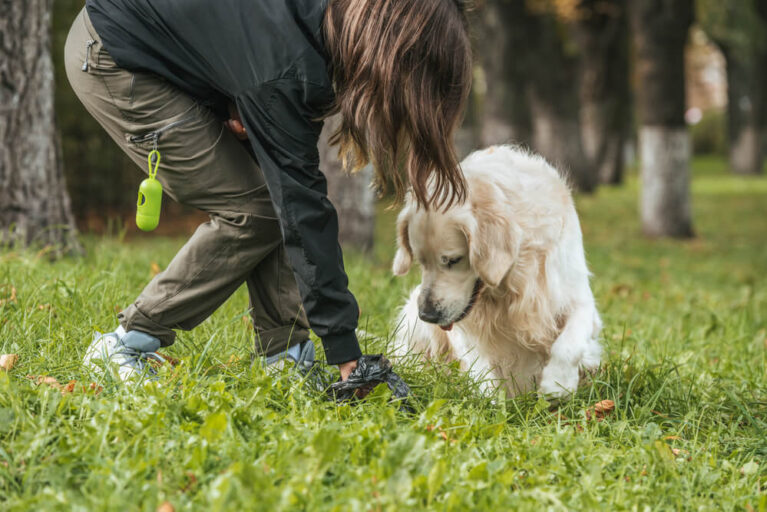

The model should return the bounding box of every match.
[113,343,166,369]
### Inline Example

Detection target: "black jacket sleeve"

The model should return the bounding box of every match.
[236,79,362,365]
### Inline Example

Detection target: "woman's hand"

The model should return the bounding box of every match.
[338,358,376,398]
[338,359,358,381]
[225,103,248,140]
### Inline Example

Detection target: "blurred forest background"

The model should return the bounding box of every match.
[1,0,766,252]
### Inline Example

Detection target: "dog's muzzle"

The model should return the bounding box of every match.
[439,279,484,331]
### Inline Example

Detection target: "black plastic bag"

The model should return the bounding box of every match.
[327,354,412,409]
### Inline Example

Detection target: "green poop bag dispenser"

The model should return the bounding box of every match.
[136,150,163,231]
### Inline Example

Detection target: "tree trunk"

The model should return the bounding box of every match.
[639,126,692,237]
[0,0,80,255]
[527,95,592,187]
[520,6,597,192]
[720,46,766,176]
[631,0,694,238]
[454,71,485,159]
[475,0,532,148]
[759,2,767,171]
[318,115,375,252]
[574,0,630,185]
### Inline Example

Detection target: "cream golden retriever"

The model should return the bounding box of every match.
[391,145,602,398]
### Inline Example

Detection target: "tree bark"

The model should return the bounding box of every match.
[719,45,766,176]
[759,2,767,172]
[520,5,597,192]
[0,0,81,255]
[631,0,694,238]
[573,0,630,185]
[318,115,375,252]
[639,127,692,237]
[475,0,533,148]
[726,56,764,175]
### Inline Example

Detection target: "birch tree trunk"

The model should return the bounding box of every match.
[319,115,375,252]
[0,0,80,255]
[631,0,694,238]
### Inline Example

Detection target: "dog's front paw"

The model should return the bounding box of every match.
[539,362,580,400]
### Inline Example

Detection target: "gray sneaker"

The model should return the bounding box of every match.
[84,327,165,382]
[261,340,333,391]
[264,339,315,370]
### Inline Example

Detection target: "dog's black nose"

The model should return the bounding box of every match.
[419,307,441,324]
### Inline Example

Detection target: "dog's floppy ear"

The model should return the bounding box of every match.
[392,204,414,275]
[463,181,519,288]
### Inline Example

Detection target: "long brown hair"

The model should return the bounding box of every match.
[324,0,472,210]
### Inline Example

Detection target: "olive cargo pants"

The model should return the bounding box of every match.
[64,8,310,356]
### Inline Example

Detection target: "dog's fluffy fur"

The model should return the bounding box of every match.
[392,145,602,398]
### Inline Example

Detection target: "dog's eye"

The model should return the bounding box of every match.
[443,256,463,268]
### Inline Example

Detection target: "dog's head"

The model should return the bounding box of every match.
[392,179,519,329]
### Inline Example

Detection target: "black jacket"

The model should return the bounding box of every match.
[86,0,361,365]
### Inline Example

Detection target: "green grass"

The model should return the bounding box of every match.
[1,158,765,511]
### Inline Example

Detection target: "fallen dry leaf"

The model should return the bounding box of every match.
[211,354,244,371]
[585,399,615,421]
[59,380,104,396]
[425,424,451,442]
[36,304,54,312]
[150,262,163,277]
[162,354,181,367]
[27,375,62,389]
[671,447,693,462]
[181,472,198,493]
[157,501,174,512]
[0,354,19,371]
[594,399,615,414]
[41,376,60,387]
[149,352,180,368]
[0,285,17,307]
[62,380,78,394]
